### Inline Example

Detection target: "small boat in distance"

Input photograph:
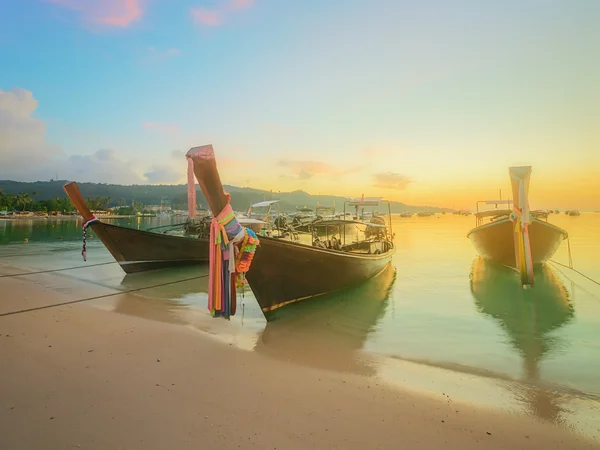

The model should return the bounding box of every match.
[565,210,581,216]
[467,167,568,285]
[416,211,435,217]
[63,182,211,273]
[399,212,413,218]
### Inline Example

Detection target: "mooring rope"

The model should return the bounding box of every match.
[549,260,600,287]
[0,261,117,278]
[0,274,209,318]
[547,235,600,287]
[0,246,84,259]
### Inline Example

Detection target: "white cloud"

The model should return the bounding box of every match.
[66,149,143,183]
[372,172,412,190]
[144,166,183,184]
[0,88,63,179]
[0,88,142,183]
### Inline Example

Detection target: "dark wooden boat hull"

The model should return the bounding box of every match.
[245,236,394,316]
[89,221,209,274]
[467,218,567,269]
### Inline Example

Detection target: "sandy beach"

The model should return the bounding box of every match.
[1,268,598,450]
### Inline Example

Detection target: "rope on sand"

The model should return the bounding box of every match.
[0,261,117,278]
[0,274,209,318]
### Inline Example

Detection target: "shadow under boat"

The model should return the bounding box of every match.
[253,264,396,375]
[470,257,575,424]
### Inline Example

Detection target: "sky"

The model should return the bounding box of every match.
[0,0,599,210]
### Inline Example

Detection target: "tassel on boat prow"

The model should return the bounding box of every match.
[185,145,259,319]
[509,166,534,287]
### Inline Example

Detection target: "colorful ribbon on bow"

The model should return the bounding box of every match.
[509,206,534,286]
[208,201,259,319]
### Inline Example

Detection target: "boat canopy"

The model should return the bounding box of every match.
[312,219,386,228]
[316,206,335,213]
[250,200,279,208]
[238,218,268,225]
[348,197,383,207]
[484,200,513,205]
[475,209,511,218]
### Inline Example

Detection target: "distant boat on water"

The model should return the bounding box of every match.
[399,212,413,218]
[416,211,435,217]
[565,210,581,216]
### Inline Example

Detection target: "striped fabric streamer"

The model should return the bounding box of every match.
[187,158,196,220]
[81,216,99,261]
[510,207,534,286]
[208,201,259,319]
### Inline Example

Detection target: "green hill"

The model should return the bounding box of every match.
[0,180,446,213]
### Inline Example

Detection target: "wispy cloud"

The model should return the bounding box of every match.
[263,123,298,137]
[278,159,364,180]
[143,166,182,184]
[142,122,180,133]
[372,172,412,190]
[191,0,254,27]
[145,46,182,63]
[45,0,143,28]
[361,146,402,160]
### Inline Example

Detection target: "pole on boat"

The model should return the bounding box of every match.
[186,145,229,215]
[63,181,100,261]
[63,182,94,221]
[186,145,259,319]
[187,158,197,220]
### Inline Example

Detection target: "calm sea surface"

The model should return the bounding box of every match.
[1,213,599,439]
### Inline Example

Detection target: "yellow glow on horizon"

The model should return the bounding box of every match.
[225,165,600,212]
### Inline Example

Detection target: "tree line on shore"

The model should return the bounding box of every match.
[0,190,153,215]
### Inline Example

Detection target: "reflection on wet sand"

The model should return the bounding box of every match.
[470,257,575,424]
[113,268,209,325]
[254,265,396,375]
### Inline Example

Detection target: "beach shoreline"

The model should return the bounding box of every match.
[1,266,598,450]
[0,214,157,220]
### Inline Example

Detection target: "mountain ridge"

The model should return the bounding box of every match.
[0,180,448,213]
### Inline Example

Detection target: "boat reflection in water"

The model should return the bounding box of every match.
[254,264,396,375]
[470,257,575,424]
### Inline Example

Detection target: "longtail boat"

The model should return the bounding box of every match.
[467,166,567,285]
[63,182,211,273]
[186,145,396,319]
[246,212,394,316]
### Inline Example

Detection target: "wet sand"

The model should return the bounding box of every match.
[1,272,598,450]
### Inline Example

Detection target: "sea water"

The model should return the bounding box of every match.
[1,213,599,439]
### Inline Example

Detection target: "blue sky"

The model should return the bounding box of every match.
[1,0,599,209]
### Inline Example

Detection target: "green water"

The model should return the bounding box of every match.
[1,214,599,438]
